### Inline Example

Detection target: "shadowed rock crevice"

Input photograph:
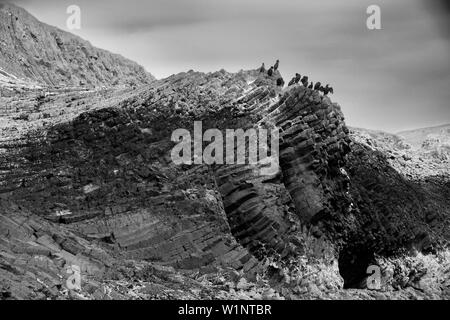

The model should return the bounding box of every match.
[344,142,448,255]
[338,247,375,289]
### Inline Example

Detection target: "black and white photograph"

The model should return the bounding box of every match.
[0,0,449,308]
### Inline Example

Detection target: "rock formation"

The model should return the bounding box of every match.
[0,5,448,300]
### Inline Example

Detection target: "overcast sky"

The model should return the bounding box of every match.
[10,0,450,132]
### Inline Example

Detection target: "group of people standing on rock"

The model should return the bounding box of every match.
[259,60,279,76]
[288,73,334,95]
[259,60,334,95]
[259,60,285,87]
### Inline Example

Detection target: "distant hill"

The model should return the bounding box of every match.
[0,3,155,87]
[351,124,449,170]
[397,124,450,149]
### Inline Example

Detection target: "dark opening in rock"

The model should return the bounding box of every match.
[338,248,375,289]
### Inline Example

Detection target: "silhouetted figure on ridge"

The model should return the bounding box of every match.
[259,63,265,73]
[318,85,325,94]
[274,59,279,70]
[288,77,296,86]
[323,84,334,95]
[314,82,322,91]
[267,66,274,77]
[288,73,301,86]
[276,77,285,87]
[308,82,313,89]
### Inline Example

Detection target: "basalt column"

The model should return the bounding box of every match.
[265,85,352,223]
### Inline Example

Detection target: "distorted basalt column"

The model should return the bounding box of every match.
[266,85,353,223]
[212,82,354,256]
[212,85,299,260]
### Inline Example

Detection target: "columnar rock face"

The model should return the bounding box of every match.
[209,80,354,261]
[199,83,283,255]
[1,70,353,274]
[0,64,448,298]
[0,3,155,87]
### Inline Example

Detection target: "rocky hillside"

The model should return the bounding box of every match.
[352,127,449,178]
[0,3,155,88]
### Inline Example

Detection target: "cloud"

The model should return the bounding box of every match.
[84,0,209,33]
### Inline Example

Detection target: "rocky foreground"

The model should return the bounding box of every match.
[0,67,448,300]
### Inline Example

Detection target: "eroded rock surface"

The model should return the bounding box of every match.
[0,4,448,297]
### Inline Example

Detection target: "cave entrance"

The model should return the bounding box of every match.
[338,248,375,289]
